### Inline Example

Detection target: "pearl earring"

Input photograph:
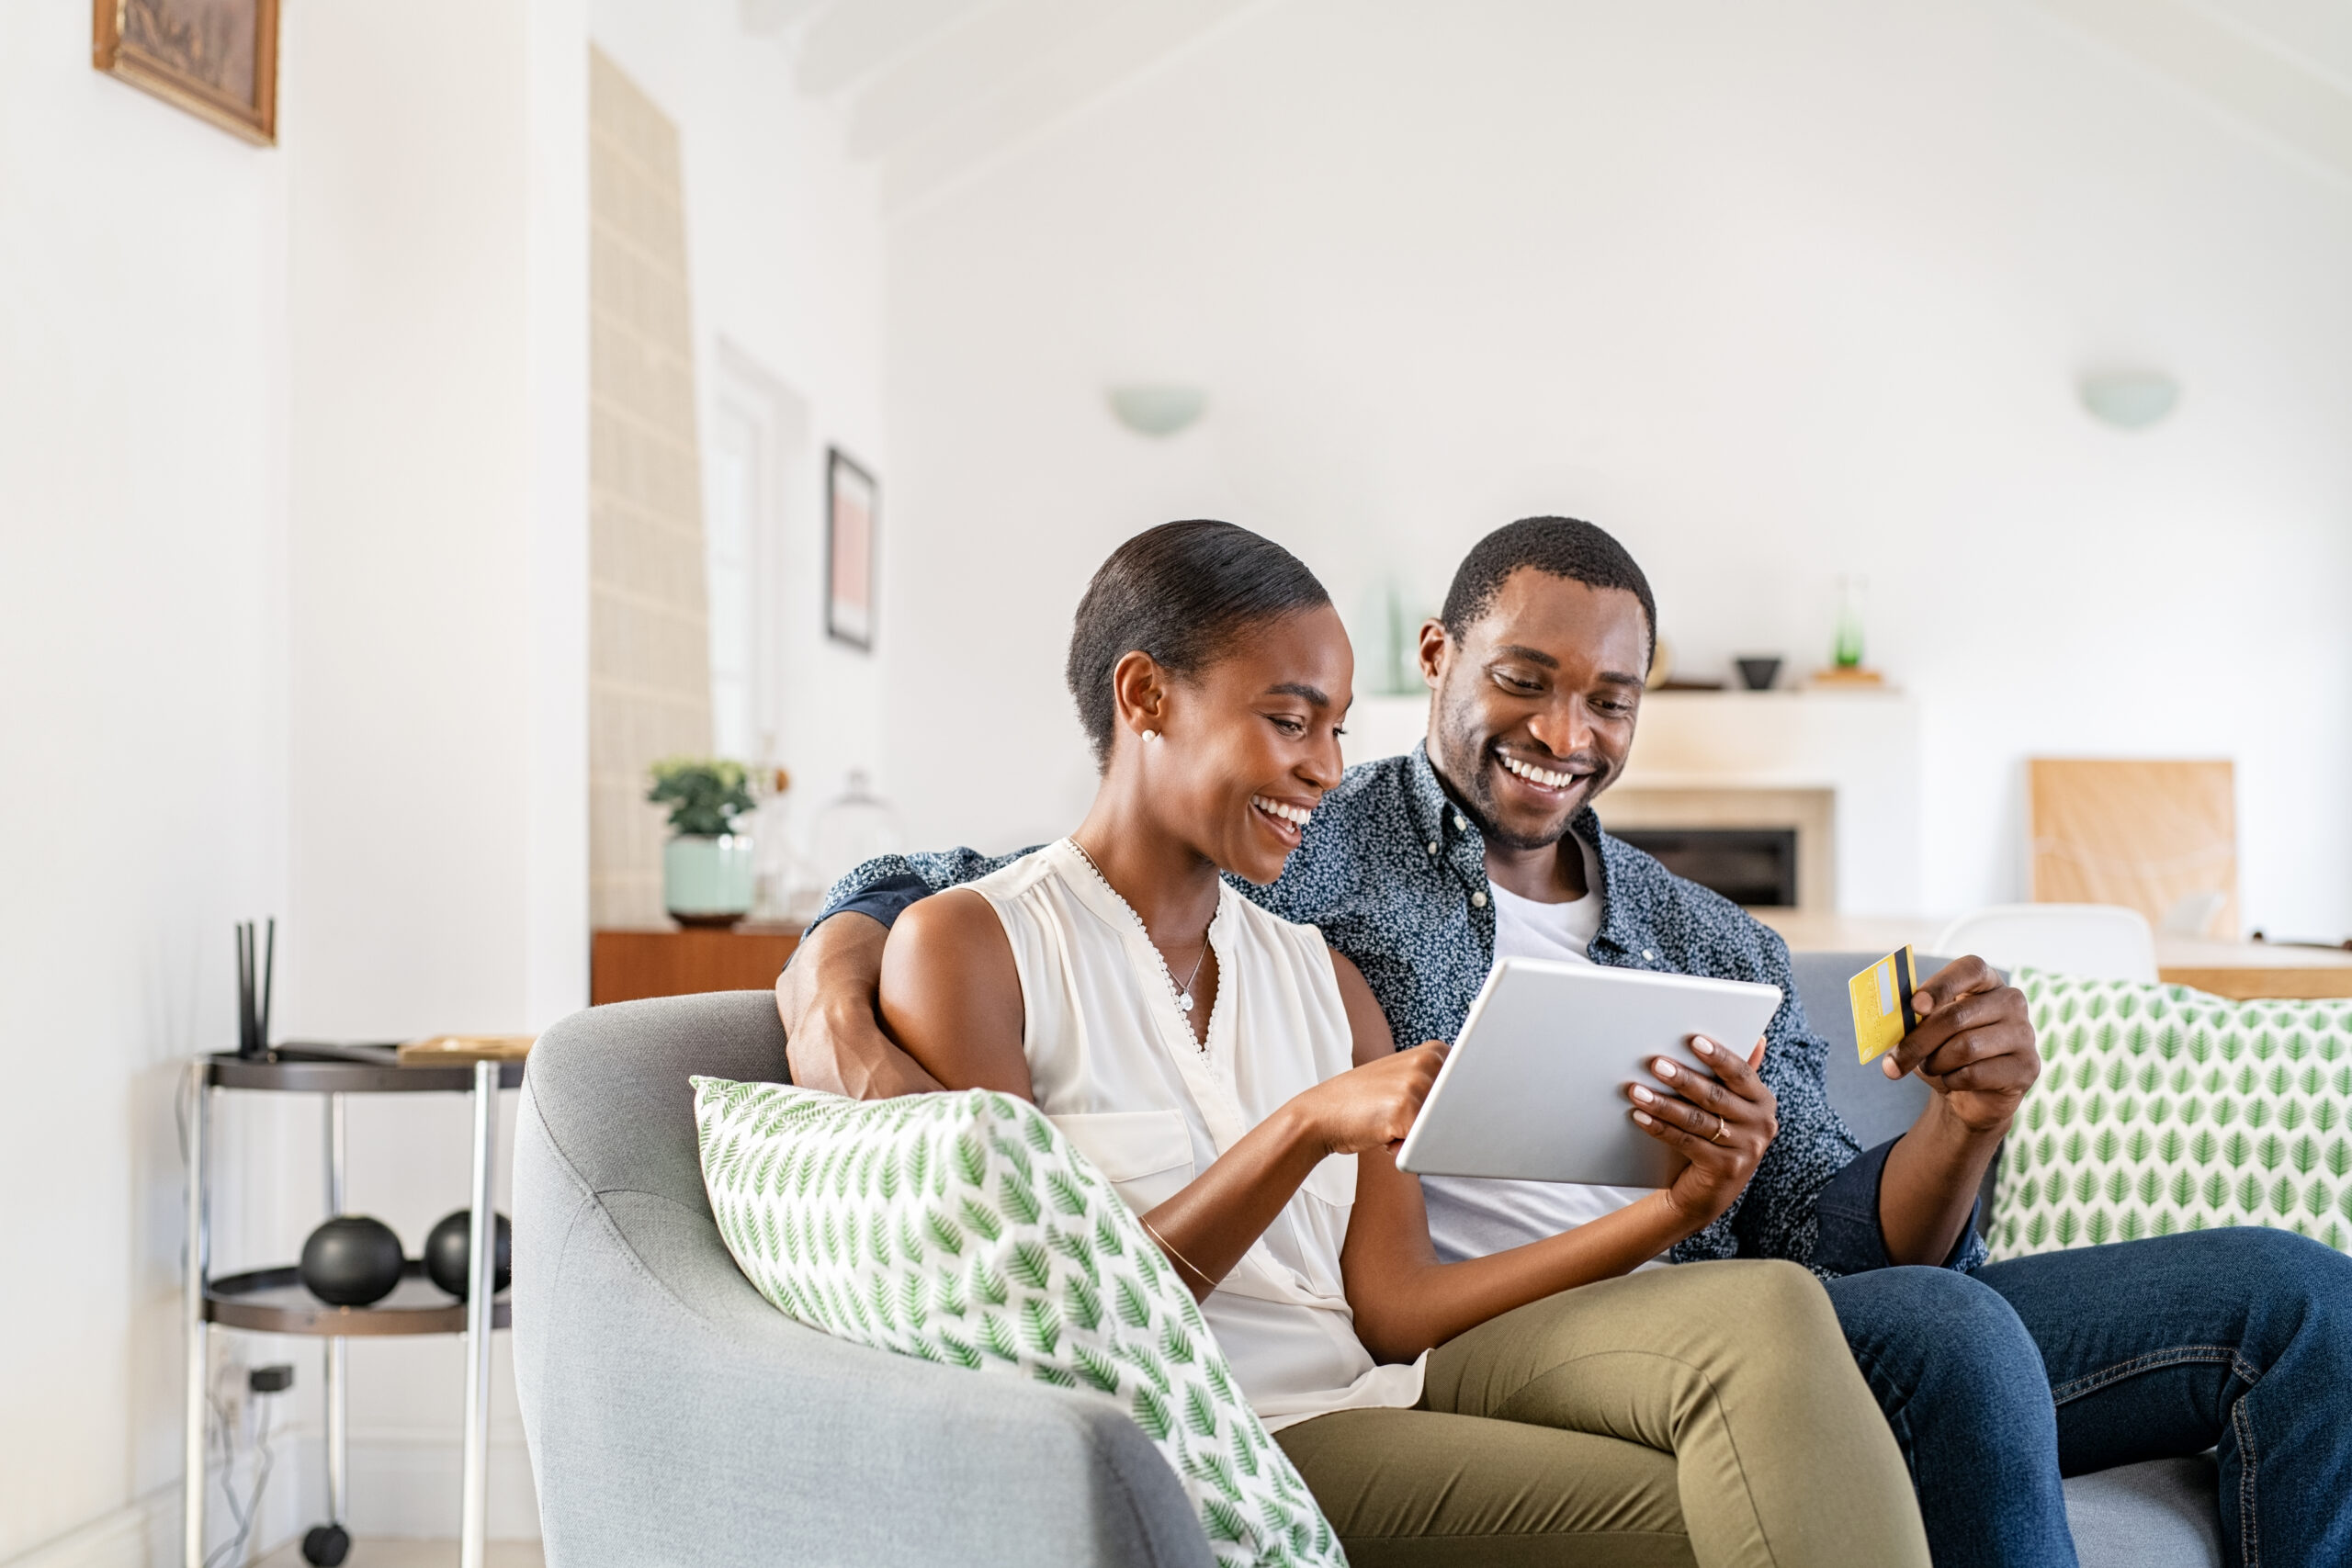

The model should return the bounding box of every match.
[1140,729,1159,743]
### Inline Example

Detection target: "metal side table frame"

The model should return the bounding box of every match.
[184,1049,521,1568]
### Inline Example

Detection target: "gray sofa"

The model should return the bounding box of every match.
[515,975,2224,1567]
[513,991,1213,1567]
[1797,953,2221,1568]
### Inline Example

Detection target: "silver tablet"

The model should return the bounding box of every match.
[1396,958,1785,1188]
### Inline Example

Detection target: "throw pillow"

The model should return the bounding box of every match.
[691,1077,1342,1568]
[1987,969,2352,1263]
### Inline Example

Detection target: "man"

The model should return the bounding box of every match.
[780,517,2352,1567]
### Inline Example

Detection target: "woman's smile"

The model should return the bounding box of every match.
[1250,793,1316,849]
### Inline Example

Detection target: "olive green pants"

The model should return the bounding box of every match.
[1273,1260,1929,1568]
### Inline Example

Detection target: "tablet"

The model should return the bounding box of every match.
[1396,958,1784,1188]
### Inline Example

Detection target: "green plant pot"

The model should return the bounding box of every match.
[665,834,755,928]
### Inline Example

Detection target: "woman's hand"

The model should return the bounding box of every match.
[1296,1042,1450,1156]
[1627,1035,1778,1234]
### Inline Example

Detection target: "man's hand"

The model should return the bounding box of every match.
[1882,955,2040,1135]
[1875,956,2036,1262]
[1628,1035,1779,1233]
[776,913,944,1100]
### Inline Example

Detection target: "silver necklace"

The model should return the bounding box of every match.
[1065,838,1213,1019]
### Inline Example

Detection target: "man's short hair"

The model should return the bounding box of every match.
[1439,516,1657,659]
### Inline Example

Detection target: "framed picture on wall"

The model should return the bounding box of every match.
[826,447,878,651]
[93,0,281,144]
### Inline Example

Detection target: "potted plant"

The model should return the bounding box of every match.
[648,758,758,928]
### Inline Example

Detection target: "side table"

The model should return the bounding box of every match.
[589,925,801,1005]
[186,1047,522,1568]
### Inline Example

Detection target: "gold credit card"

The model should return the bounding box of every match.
[1849,946,1919,1066]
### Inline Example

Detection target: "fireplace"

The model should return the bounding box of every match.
[1611,828,1800,908]
[1594,786,1834,912]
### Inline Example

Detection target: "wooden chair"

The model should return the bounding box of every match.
[2028,760,2236,939]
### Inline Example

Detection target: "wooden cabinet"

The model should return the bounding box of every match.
[591,927,803,1006]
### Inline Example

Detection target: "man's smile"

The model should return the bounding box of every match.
[1489,743,1598,806]
[1497,750,1584,793]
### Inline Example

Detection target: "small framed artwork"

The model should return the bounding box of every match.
[94,0,281,144]
[825,447,878,651]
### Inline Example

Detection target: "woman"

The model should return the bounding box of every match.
[879,522,1927,1568]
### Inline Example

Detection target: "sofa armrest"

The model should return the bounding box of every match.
[514,1089,1212,1568]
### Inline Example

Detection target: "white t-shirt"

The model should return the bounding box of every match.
[1419,837,1665,1265]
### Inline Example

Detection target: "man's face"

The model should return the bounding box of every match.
[1419,569,1648,852]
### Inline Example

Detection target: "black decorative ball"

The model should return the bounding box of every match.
[298,1215,405,1307]
[300,1523,351,1566]
[424,1209,513,1300]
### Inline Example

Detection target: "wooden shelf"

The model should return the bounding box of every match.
[2155,964,2352,1002]
[592,925,803,1006]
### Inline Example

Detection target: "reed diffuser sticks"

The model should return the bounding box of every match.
[236,918,276,1059]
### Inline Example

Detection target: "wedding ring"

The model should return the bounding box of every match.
[1710,1113,1731,1145]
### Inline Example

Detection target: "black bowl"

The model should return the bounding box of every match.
[1735,656,1783,692]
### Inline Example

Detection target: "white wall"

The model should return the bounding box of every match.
[2,0,594,1557]
[1,4,889,1560]
[278,0,588,1541]
[878,0,2352,937]
[283,0,588,1044]
[0,3,288,1559]
[591,0,892,841]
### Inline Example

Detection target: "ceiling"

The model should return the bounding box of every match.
[743,0,2352,216]
[2026,0,2352,186]
[739,0,1266,214]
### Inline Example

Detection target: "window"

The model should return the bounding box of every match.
[707,402,760,762]
[704,344,810,768]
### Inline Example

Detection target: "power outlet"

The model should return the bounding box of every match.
[209,1349,252,1436]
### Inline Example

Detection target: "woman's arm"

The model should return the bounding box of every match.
[1125,1043,1442,1302]
[875,890,1031,1096]
[1332,956,1776,1363]
[1341,1151,1707,1362]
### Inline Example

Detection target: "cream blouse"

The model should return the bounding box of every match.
[964,840,1427,1431]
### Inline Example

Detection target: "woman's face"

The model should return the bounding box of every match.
[1141,604,1354,886]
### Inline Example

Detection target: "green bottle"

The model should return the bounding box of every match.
[1833,576,1867,670]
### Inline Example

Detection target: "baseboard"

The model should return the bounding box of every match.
[0,1485,177,1568]
[2,1427,540,1568]
[0,1476,299,1568]
[339,1429,542,1540]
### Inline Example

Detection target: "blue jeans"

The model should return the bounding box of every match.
[1826,1228,2352,1568]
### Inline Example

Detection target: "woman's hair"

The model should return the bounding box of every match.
[1066,521,1331,767]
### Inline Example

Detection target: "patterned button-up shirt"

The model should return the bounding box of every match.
[815,743,1983,1278]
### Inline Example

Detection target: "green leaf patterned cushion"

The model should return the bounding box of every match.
[1987,970,2352,1262]
[691,1077,1343,1568]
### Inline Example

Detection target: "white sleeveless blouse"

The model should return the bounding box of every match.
[965,840,1427,1431]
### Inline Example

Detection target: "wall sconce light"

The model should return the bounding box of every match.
[2079,370,2180,431]
[1106,385,1207,437]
